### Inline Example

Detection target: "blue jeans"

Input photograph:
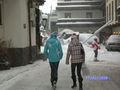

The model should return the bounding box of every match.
[49,61,59,82]
[94,49,98,58]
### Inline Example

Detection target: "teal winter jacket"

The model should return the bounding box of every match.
[44,33,63,62]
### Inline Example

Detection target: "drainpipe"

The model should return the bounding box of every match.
[28,0,32,63]
[83,21,112,44]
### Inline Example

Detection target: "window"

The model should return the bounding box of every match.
[65,13,71,18]
[86,12,93,18]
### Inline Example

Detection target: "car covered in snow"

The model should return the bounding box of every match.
[105,35,120,51]
[59,32,99,45]
[59,29,75,39]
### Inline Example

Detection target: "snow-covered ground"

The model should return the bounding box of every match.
[0,40,120,90]
[42,42,120,64]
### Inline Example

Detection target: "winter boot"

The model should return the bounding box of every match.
[51,77,56,87]
[54,77,58,83]
[51,77,58,87]
[50,78,54,87]
[71,76,77,88]
[94,57,98,62]
[78,77,83,90]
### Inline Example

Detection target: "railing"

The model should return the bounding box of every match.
[57,1,103,6]
[56,5,102,10]
[57,18,105,22]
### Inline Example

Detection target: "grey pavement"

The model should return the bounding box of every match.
[0,60,42,88]
[0,58,120,90]
[0,44,120,90]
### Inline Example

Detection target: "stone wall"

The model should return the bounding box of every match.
[8,46,37,67]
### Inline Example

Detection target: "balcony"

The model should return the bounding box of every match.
[56,5,102,11]
[57,0,105,11]
[57,1,103,6]
[57,18,105,22]
[56,18,105,27]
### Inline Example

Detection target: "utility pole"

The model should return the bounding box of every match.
[48,2,52,33]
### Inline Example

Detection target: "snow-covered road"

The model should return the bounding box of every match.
[0,44,120,90]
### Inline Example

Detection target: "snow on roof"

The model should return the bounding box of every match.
[58,18,105,22]
[57,5,100,8]
[58,18,104,21]
[56,22,103,25]
[58,0,102,4]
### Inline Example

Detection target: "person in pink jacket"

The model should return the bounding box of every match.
[91,38,100,61]
[66,33,85,90]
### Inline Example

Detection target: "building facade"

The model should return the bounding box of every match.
[0,0,44,67]
[49,10,58,32]
[56,0,105,33]
[106,0,120,33]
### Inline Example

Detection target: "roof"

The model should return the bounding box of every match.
[57,5,101,8]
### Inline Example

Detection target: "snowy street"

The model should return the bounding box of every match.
[1,0,120,90]
[0,44,120,90]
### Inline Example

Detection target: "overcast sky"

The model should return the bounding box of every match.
[39,0,57,13]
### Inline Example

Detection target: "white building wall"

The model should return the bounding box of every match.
[57,10,103,18]
[3,0,36,48]
[19,0,29,48]
[20,0,36,47]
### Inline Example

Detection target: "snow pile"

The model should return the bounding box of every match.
[57,5,100,8]
[58,29,80,44]
[79,33,99,44]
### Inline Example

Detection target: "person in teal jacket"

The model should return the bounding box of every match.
[44,32,63,87]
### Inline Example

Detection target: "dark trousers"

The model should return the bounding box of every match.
[49,61,59,82]
[71,63,83,81]
[94,49,98,58]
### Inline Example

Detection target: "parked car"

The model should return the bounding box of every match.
[105,35,120,51]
